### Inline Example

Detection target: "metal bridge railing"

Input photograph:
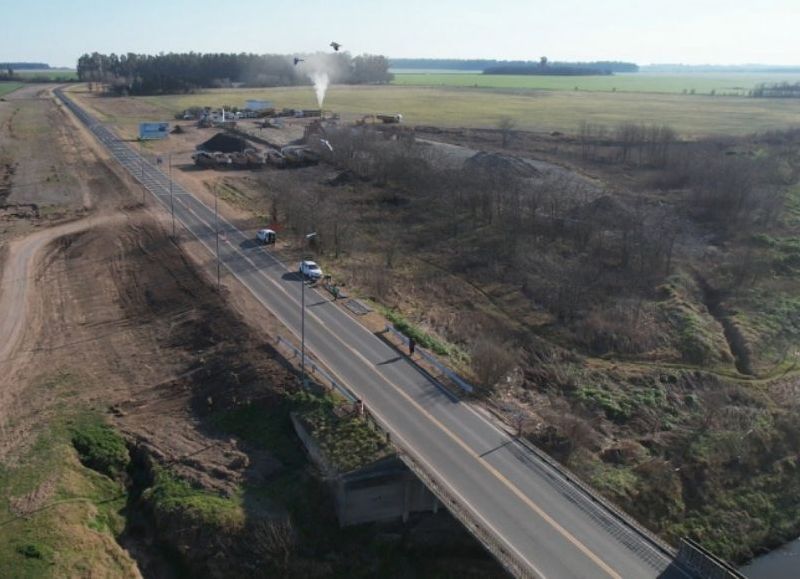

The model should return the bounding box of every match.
[384,324,474,393]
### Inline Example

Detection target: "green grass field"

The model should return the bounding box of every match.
[0,82,23,97]
[13,69,77,81]
[392,72,800,95]
[72,72,800,137]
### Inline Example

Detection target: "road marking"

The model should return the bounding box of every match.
[339,345,622,579]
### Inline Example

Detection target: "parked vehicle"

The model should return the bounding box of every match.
[376,113,403,124]
[256,228,276,244]
[280,145,320,166]
[299,260,323,280]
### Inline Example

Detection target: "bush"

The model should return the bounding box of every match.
[16,544,43,559]
[471,339,515,388]
[70,421,129,479]
[144,468,244,528]
[383,309,451,356]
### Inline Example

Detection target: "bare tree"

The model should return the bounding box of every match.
[471,338,516,388]
[497,116,517,149]
[252,518,296,573]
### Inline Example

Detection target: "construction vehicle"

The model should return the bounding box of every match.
[280,145,320,166]
[376,113,403,124]
[265,150,287,168]
[192,150,217,168]
[245,149,266,167]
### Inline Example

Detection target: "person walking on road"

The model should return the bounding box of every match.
[408,336,416,357]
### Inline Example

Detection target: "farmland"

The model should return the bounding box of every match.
[11,69,77,81]
[0,82,23,98]
[392,71,800,95]
[73,81,800,137]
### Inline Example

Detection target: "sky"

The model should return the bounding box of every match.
[1,0,798,67]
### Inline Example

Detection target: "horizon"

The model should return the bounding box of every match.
[7,58,800,71]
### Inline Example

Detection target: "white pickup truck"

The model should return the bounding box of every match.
[299,260,323,281]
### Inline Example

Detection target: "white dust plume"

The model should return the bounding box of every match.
[310,71,329,108]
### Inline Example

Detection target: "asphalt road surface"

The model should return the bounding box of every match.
[56,88,694,579]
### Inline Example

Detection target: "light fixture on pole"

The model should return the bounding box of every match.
[301,231,317,387]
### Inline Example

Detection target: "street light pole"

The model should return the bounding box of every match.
[301,266,306,385]
[139,140,145,204]
[300,231,317,387]
[169,152,175,237]
[214,185,220,289]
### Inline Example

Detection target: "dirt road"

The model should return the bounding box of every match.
[0,214,125,456]
[0,216,123,371]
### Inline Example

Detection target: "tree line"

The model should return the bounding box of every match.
[751,82,800,98]
[390,58,638,73]
[0,62,51,70]
[76,52,393,95]
[483,65,612,76]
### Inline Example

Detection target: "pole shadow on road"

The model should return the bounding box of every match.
[281,271,305,282]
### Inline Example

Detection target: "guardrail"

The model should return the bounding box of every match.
[275,335,358,403]
[385,315,682,566]
[384,324,474,393]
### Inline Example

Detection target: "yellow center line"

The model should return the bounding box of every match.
[335,345,622,579]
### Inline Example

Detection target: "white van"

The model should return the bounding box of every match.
[256,229,276,244]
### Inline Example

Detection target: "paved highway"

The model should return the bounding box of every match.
[56,88,693,579]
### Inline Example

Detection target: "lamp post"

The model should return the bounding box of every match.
[214,183,220,289]
[301,232,317,387]
[139,139,145,204]
[168,152,175,237]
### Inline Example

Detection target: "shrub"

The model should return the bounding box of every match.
[384,309,451,356]
[16,544,43,559]
[70,421,129,479]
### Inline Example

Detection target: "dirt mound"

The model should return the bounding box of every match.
[465,151,541,178]
[198,132,248,153]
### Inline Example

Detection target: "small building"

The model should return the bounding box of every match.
[246,99,274,111]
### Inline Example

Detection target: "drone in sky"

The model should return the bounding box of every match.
[293,57,305,66]
[330,42,342,52]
